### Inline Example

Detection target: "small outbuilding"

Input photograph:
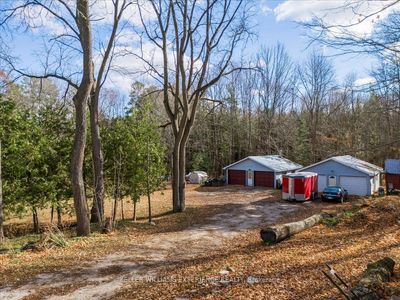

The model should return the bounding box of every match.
[385,159,400,193]
[223,155,302,188]
[186,171,208,184]
[299,155,382,196]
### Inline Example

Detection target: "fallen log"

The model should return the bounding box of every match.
[260,213,323,243]
[349,257,395,300]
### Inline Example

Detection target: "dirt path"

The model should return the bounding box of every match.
[0,189,299,300]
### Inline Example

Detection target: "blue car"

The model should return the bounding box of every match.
[321,186,348,203]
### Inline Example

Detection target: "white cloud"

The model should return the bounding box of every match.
[90,0,155,27]
[354,76,375,87]
[104,40,204,94]
[273,0,400,36]
[260,0,273,15]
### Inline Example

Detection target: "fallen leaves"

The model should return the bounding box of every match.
[114,194,400,299]
[1,187,400,299]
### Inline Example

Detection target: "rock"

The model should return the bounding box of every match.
[349,257,395,300]
[219,270,229,276]
[149,221,156,226]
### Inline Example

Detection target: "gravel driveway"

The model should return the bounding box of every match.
[0,188,299,300]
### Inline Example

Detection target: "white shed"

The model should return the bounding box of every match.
[186,171,208,184]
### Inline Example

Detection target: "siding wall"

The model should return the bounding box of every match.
[225,158,274,187]
[302,160,373,195]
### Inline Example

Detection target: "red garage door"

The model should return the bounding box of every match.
[228,170,245,185]
[254,171,274,187]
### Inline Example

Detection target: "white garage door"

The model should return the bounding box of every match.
[318,175,327,192]
[340,176,369,196]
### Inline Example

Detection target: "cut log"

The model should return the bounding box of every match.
[349,257,395,300]
[260,213,323,243]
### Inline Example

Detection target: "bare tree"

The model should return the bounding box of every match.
[303,1,400,94]
[296,51,335,163]
[137,0,253,212]
[254,43,295,154]
[89,0,133,225]
[301,0,400,163]
[303,0,400,56]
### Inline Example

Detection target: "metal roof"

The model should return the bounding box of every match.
[300,155,383,176]
[223,155,302,172]
[287,172,318,178]
[385,159,400,174]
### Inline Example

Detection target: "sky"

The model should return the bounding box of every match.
[3,0,399,94]
[254,0,397,86]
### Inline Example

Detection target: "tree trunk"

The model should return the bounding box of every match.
[172,141,181,212]
[50,205,54,224]
[133,201,137,222]
[260,214,323,243]
[32,207,39,234]
[146,147,152,223]
[349,257,395,300]
[178,141,186,211]
[121,197,124,221]
[89,89,104,225]
[57,205,62,227]
[71,95,91,236]
[147,191,152,223]
[71,0,94,237]
[112,195,118,227]
[0,140,4,242]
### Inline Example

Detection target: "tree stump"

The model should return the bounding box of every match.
[101,218,113,234]
[349,257,395,300]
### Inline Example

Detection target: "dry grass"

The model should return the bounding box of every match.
[4,185,173,227]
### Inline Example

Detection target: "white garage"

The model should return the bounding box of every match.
[299,155,383,196]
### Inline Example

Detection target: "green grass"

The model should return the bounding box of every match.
[322,217,340,227]
[343,211,355,218]
[0,234,40,252]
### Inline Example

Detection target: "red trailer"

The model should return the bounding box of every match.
[282,172,318,201]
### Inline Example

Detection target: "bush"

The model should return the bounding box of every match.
[322,217,340,227]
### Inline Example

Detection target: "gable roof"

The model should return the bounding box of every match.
[299,155,383,176]
[385,159,400,174]
[223,155,302,172]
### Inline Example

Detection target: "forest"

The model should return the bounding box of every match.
[1,41,399,238]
